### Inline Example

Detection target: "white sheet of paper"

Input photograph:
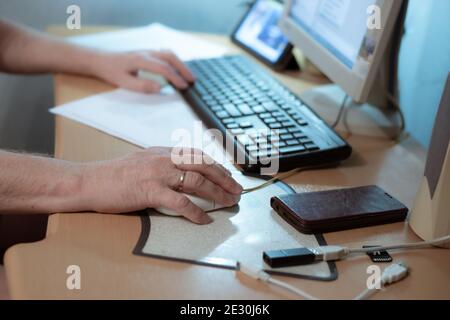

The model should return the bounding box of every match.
[68,23,230,61]
[50,88,234,165]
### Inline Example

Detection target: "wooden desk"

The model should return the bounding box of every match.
[4,28,450,300]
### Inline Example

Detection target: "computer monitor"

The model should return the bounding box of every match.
[280,0,404,103]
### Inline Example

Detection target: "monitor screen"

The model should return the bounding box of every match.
[234,0,290,63]
[289,0,377,68]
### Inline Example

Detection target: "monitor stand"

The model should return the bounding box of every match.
[300,84,402,138]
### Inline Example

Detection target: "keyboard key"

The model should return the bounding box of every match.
[281,121,296,128]
[211,106,224,112]
[227,123,239,129]
[248,132,262,140]
[230,128,244,135]
[274,129,289,135]
[286,139,300,146]
[239,122,253,129]
[298,120,309,126]
[258,98,272,105]
[266,135,280,142]
[237,104,254,115]
[239,93,251,99]
[201,94,214,101]
[305,143,320,151]
[272,141,286,148]
[280,134,294,140]
[223,104,242,117]
[269,123,282,129]
[288,127,302,133]
[255,137,269,144]
[262,102,278,112]
[205,99,218,106]
[222,118,235,124]
[257,149,280,159]
[299,138,313,144]
[252,92,266,99]
[294,132,307,139]
[257,143,271,150]
[252,106,266,114]
[259,113,272,119]
[272,111,284,117]
[246,145,259,152]
[279,145,306,154]
[264,118,277,124]
[216,111,230,119]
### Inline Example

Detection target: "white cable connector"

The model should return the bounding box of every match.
[381,261,409,285]
[310,245,350,261]
[354,262,409,300]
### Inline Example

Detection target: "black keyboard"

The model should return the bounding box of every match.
[181,55,352,173]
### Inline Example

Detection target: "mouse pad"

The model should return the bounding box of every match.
[133,170,337,281]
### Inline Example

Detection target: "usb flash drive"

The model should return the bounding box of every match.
[263,248,317,268]
[263,246,350,268]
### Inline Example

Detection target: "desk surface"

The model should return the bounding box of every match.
[5,28,450,300]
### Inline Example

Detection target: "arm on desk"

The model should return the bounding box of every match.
[0,19,194,92]
[0,148,242,224]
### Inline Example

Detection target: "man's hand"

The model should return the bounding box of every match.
[0,20,195,93]
[80,147,242,224]
[92,50,196,93]
[0,148,242,224]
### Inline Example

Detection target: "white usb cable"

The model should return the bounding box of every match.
[296,235,450,263]
[237,262,409,300]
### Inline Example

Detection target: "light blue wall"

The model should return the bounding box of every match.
[398,0,450,147]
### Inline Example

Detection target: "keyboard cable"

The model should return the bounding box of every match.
[241,164,331,194]
[331,93,350,129]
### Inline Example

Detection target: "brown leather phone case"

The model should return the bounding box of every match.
[271,186,408,234]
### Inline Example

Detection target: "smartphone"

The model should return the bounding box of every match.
[271,185,408,234]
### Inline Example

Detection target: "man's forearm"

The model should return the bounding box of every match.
[0,19,101,75]
[0,151,87,214]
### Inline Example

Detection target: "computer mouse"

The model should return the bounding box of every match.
[155,194,228,216]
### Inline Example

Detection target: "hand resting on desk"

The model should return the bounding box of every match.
[0,148,242,225]
[0,20,195,94]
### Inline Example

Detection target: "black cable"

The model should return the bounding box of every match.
[331,94,350,129]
